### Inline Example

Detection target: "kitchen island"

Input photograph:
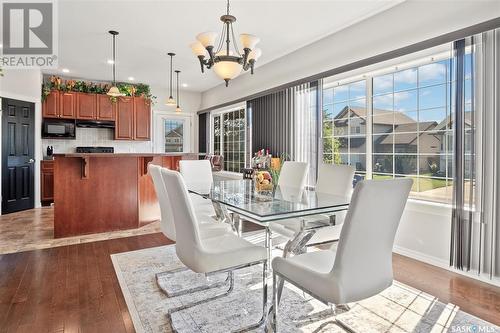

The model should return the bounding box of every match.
[53,153,198,238]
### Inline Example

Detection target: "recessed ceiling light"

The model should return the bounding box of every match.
[182,83,188,88]
[107,59,114,64]
[62,68,70,73]
[128,77,135,81]
[0,43,3,48]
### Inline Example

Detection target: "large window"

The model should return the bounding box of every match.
[321,52,472,203]
[212,107,246,173]
[322,79,367,180]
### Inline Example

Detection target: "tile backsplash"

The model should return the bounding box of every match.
[42,127,153,156]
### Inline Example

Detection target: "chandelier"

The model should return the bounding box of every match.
[190,0,262,87]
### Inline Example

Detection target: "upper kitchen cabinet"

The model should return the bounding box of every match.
[115,96,135,140]
[97,94,116,121]
[134,97,151,140]
[42,90,59,118]
[76,92,97,120]
[59,92,77,119]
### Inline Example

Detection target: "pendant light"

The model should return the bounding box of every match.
[166,53,176,106]
[175,70,182,113]
[107,30,124,97]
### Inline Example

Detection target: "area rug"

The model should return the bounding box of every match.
[111,232,499,333]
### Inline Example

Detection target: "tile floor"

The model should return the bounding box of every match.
[0,207,161,255]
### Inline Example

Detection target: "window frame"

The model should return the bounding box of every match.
[210,103,247,173]
[320,51,458,204]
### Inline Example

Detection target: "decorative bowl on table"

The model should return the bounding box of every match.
[254,171,274,201]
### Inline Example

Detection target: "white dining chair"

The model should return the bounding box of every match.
[269,178,413,332]
[270,164,355,247]
[161,167,269,331]
[179,159,216,218]
[277,161,309,189]
[149,164,233,295]
[149,164,230,242]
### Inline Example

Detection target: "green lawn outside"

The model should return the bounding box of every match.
[372,174,448,192]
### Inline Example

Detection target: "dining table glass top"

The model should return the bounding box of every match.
[186,179,350,222]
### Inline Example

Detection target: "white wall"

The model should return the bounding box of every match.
[200,0,500,109]
[0,69,43,210]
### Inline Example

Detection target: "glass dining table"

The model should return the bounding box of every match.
[186,179,350,260]
[186,179,350,328]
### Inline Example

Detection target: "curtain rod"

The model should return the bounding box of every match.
[197,17,500,115]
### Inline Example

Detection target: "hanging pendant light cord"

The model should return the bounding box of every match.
[112,34,116,85]
[176,71,180,107]
[169,55,173,97]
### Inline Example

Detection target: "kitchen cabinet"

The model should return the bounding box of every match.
[115,96,151,141]
[42,90,59,118]
[59,92,77,119]
[76,92,96,120]
[97,94,116,121]
[115,96,135,140]
[41,160,54,205]
[42,90,150,141]
[134,97,151,140]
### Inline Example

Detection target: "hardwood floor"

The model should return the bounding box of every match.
[0,231,499,332]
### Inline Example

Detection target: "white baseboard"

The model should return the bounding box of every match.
[393,245,500,288]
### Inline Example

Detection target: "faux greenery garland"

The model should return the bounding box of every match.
[41,76,156,104]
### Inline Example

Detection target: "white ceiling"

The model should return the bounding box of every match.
[46,0,402,93]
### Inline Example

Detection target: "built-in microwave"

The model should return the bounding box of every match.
[42,119,76,139]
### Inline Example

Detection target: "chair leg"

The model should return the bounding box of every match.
[156,268,232,297]
[270,272,279,332]
[232,260,269,332]
[167,271,235,320]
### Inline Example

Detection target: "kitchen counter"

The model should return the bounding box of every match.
[53,152,204,158]
[53,153,197,238]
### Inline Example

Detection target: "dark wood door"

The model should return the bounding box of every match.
[59,92,76,119]
[1,98,35,214]
[97,94,115,121]
[76,93,96,120]
[134,97,150,140]
[42,90,59,118]
[115,97,134,140]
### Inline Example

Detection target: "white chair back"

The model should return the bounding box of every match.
[330,178,412,303]
[315,164,355,197]
[160,167,203,269]
[179,160,213,183]
[148,164,176,241]
[277,161,308,189]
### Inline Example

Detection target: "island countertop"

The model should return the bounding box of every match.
[53,152,204,158]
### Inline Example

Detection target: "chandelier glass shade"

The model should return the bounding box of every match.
[190,0,262,87]
[107,30,125,97]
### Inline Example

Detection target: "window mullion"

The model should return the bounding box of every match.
[366,77,374,179]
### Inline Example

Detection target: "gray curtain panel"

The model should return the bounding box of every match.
[450,28,500,280]
[247,89,296,160]
[247,82,319,186]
